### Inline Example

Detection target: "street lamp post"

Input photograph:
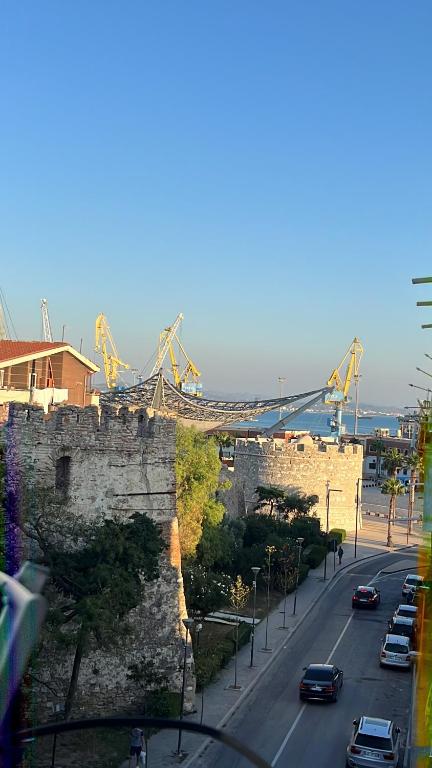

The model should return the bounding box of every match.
[323,482,342,580]
[249,567,260,667]
[355,478,361,558]
[195,622,204,725]
[176,617,194,757]
[292,538,304,615]
[279,557,289,629]
[261,546,276,652]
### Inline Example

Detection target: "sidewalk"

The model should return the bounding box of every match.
[120,518,422,768]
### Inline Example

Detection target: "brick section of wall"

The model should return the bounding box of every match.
[6,402,195,719]
[227,437,363,531]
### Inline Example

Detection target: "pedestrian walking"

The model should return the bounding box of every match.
[338,545,344,565]
[128,727,144,768]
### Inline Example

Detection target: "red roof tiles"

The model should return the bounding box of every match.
[0,340,67,363]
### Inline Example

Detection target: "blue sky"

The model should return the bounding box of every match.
[1,1,432,406]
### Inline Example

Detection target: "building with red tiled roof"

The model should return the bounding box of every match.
[0,340,100,414]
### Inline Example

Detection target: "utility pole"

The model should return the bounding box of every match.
[278,377,286,420]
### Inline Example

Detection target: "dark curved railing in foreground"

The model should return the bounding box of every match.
[15,716,272,768]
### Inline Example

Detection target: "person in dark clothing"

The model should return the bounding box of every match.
[338,546,344,565]
[129,728,144,768]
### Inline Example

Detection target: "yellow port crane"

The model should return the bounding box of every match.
[151,313,202,397]
[95,313,130,390]
[325,337,364,439]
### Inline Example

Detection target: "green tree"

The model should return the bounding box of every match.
[229,576,250,688]
[404,452,422,535]
[370,438,385,482]
[381,478,406,547]
[279,492,319,521]
[182,563,232,616]
[21,489,164,718]
[214,432,235,461]
[255,486,286,517]
[176,424,226,557]
[195,521,235,570]
[382,448,405,480]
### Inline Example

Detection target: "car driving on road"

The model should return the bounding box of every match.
[380,633,412,669]
[346,716,401,767]
[299,663,343,702]
[352,586,380,609]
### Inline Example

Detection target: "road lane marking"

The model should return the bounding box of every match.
[271,612,354,766]
[271,566,389,765]
[325,613,354,664]
[271,705,306,766]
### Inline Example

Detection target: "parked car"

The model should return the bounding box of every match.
[394,604,418,621]
[387,616,416,647]
[346,716,401,767]
[352,586,380,609]
[299,663,343,702]
[402,574,424,597]
[380,633,412,669]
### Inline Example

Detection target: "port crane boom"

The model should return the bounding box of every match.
[150,313,202,396]
[41,299,53,343]
[95,313,130,390]
[326,337,364,439]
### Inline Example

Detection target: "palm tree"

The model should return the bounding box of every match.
[404,452,422,536]
[370,438,385,483]
[381,478,406,547]
[382,449,405,524]
[382,448,405,479]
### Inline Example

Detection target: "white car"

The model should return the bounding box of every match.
[402,574,424,597]
[380,633,412,669]
[346,716,401,767]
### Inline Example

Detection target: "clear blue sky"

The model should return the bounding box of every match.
[1,1,431,406]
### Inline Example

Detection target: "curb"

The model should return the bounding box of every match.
[181,542,418,768]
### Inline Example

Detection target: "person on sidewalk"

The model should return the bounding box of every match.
[128,727,144,768]
[338,546,344,565]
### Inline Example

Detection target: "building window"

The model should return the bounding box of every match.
[369,461,376,470]
[55,456,71,497]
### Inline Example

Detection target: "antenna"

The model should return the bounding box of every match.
[41,299,53,342]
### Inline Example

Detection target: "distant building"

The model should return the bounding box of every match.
[0,340,99,418]
[342,432,413,483]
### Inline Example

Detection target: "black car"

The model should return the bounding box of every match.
[352,585,380,609]
[299,663,343,702]
[387,616,417,647]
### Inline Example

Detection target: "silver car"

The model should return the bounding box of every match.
[346,716,401,767]
[380,633,412,669]
[394,604,418,621]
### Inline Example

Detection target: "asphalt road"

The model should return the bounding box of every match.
[194,551,417,768]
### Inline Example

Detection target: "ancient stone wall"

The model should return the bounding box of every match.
[5,402,195,719]
[229,436,363,531]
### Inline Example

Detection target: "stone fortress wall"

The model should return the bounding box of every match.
[224,435,363,531]
[6,402,195,717]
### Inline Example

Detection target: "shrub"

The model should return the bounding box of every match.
[302,544,327,569]
[194,622,251,689]
[328,528,346,545]
[145,689,181,718]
